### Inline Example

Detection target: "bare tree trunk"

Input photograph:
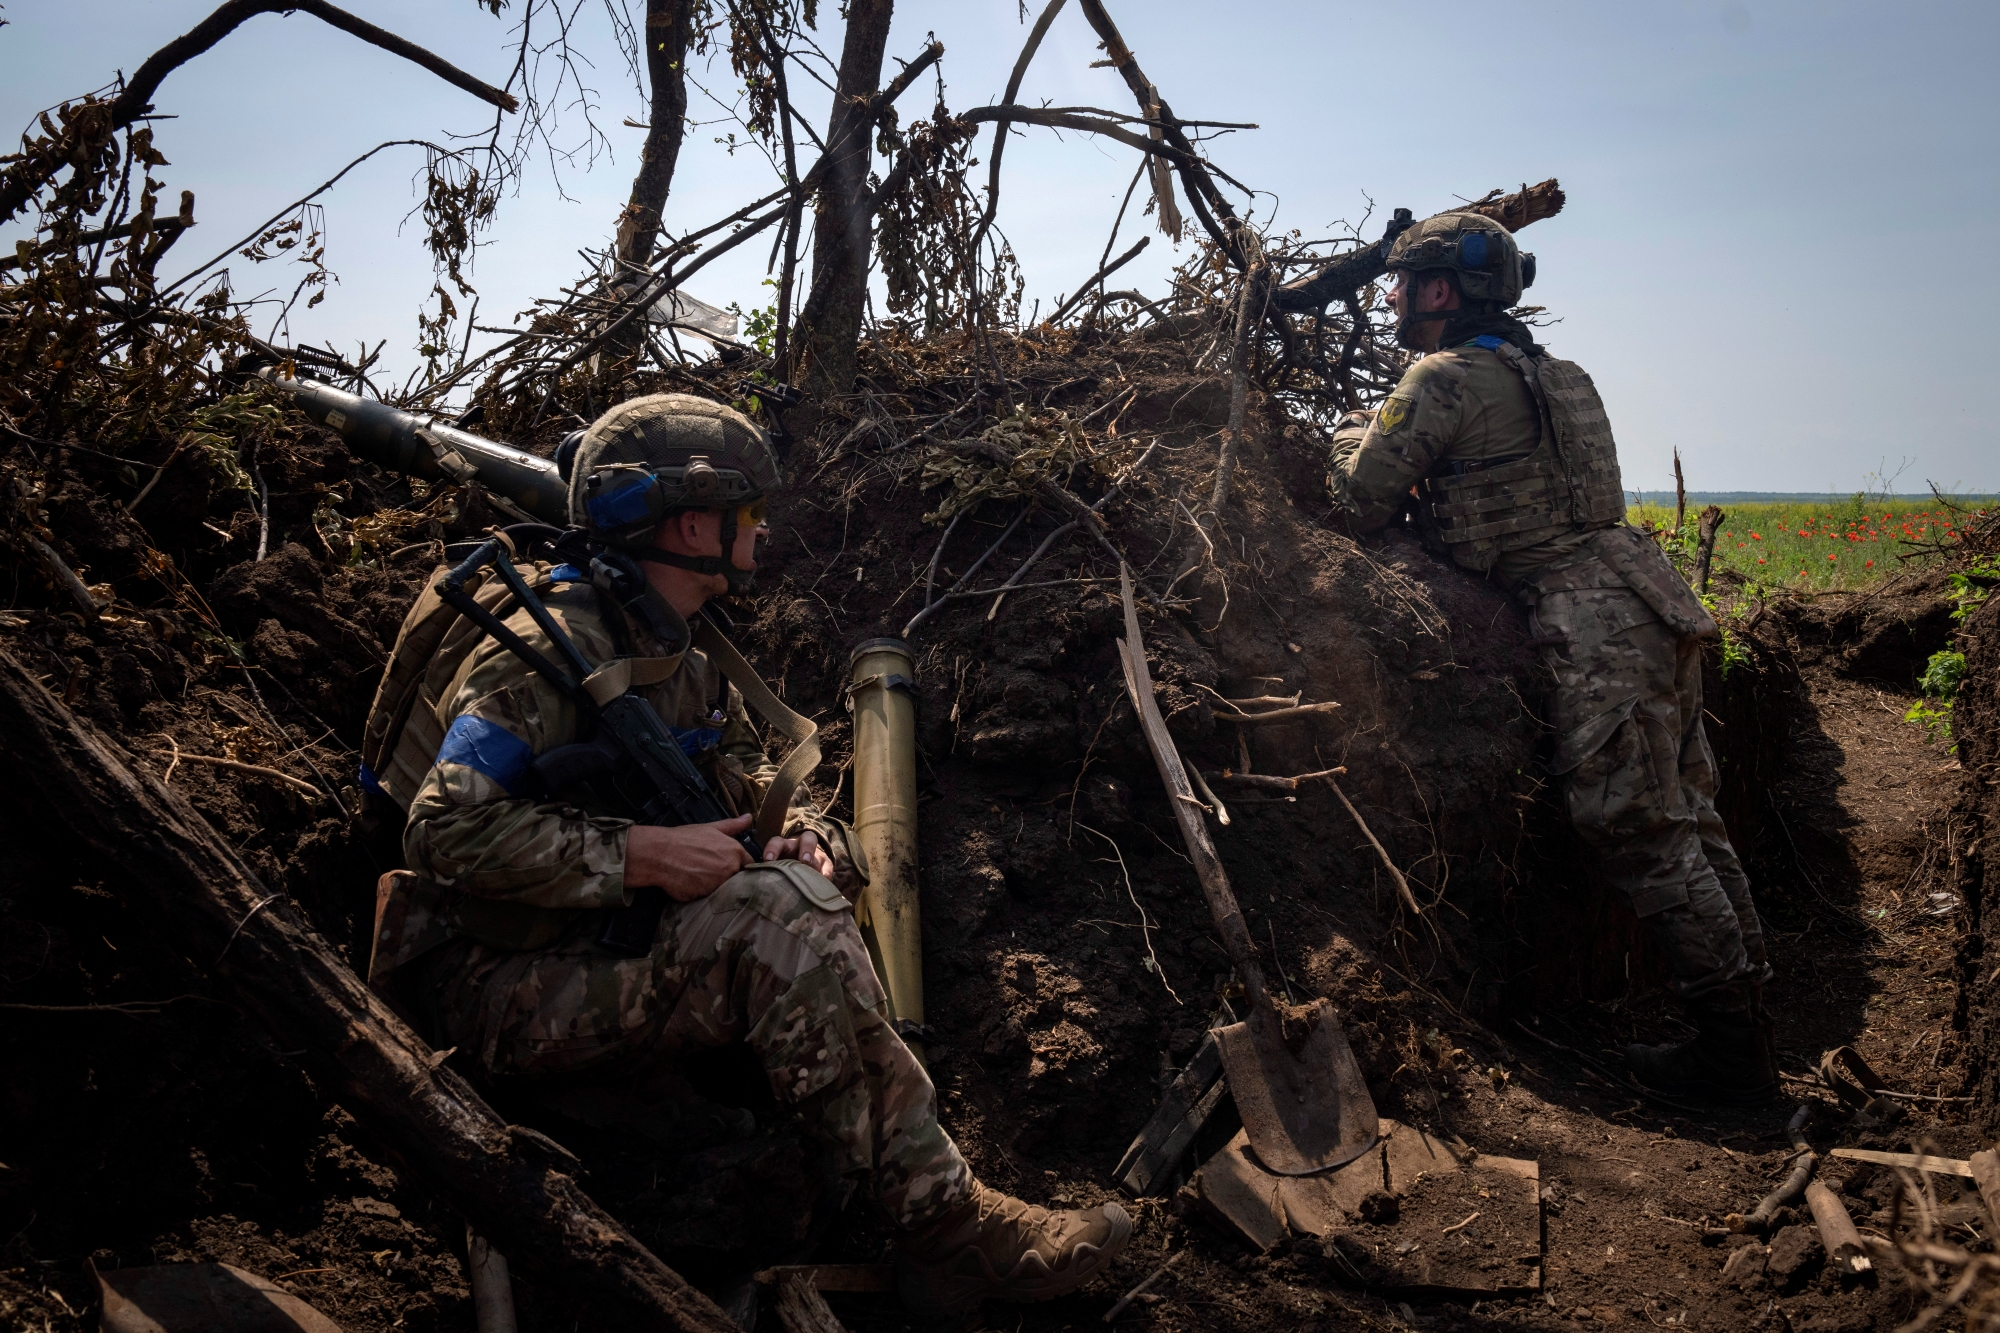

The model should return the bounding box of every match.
[1672,446,1686,541]
[614,0,696,274]
[793,0,894,405]
[1694,504,1725,594]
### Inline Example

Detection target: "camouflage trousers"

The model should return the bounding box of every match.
[410,862,970,1228]
[1533,588,1769,1002]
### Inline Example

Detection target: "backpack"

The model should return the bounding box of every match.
[358,550,572,820]
[358,543,821,845]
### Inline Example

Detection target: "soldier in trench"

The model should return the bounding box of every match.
[1280,214,1779,1105]
[363,395,1131,1315]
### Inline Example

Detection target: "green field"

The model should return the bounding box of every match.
[1625,498,1991,591]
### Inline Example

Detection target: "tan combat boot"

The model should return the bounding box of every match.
[895,1178,1133,1317]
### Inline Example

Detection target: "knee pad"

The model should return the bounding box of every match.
[710,859,854,921]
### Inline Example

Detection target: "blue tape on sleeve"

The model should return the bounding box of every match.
[547,563,585,583]
[435,715,535,795]
[357,761,386,796]
[671,725,723,758]
[1471,334,1504,350]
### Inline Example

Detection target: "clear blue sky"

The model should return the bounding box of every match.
[3,1,1994,493]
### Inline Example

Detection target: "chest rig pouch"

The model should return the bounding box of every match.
[1411,338,1627,573]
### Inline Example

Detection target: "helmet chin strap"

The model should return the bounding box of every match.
[632,504,758,593]
[1394,305,1458,351]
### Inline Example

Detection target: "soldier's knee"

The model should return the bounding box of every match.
[711,859,853,918]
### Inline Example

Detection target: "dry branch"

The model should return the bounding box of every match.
[1328,778,1421,917]
[1,0,515,227]
[957,105,1199,164]
[1209,228,1269,517]
[1270,179,1566,313]
[968,0,1069,277]
[0,644,737,1333]
[1047,236,1149,326]
[1075,0,1240,256]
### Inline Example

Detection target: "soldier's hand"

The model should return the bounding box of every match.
[763,829,837,880]
[626,815,754,902]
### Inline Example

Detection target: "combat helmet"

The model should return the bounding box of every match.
[564,393,781,593]
[1384,211,1536,345]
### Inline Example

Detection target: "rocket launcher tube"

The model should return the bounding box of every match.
[259,368,569,523]
[847,637,924,1049]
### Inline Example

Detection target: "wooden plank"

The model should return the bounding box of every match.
[1191,1130,1288,1253]
[1829,1148,1972,1177]
[1115,1030,1227,1197]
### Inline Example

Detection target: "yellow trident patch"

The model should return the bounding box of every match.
[1377,396,1412,434]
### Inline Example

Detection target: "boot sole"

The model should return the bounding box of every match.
[899,1204,1135,1317]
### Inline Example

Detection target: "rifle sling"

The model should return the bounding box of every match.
[691,617,822,847]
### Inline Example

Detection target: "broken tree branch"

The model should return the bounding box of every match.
[1075,0,1240,257]
[1209,227,1268,518]
[1209,702,1341,725]
[151,750,323,800]
[1047,236,1149,326]
[0,644,738,1333]
[1270,180,1565,313]
[968,0,1069,287]
[957,105,1198,167]
[1201,767,1347,791]
[949,436,1164,604]
[986,437,1160,621]
[1694,504,1725,594]
[0,191,195,273]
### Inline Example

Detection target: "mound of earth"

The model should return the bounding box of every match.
[0,325,1988,1331]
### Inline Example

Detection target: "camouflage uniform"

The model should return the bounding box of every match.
[1328,341,1768,998]
[368,577,970,1227]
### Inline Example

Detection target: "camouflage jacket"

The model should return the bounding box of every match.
[1327,340,1595,585]
[370,577,853,984]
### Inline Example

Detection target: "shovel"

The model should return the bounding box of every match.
[1113,566,1378,1176]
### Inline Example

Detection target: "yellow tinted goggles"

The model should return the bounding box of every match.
[736,497,769,527]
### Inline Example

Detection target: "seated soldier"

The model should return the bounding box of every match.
[365,394,1130,1316]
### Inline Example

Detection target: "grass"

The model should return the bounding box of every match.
[1626,497,1992,592]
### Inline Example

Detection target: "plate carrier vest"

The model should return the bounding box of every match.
[1412,338,1626,574]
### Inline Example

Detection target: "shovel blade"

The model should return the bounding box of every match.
[1215,1000,1378,1177]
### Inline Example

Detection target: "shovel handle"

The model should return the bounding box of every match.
[1114,567,1271,1013]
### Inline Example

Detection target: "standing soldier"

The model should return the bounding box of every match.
[1303,215,1777,1105]
[363,394,1130,1315]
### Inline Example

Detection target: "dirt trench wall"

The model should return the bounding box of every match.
[1950,594,2000,1122]
[728,366,1679,1174]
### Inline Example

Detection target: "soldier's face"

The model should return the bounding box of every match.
[1387,272,1458,351]
[652,508,770,600]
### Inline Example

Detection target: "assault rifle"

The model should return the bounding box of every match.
[434,537,760,956]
